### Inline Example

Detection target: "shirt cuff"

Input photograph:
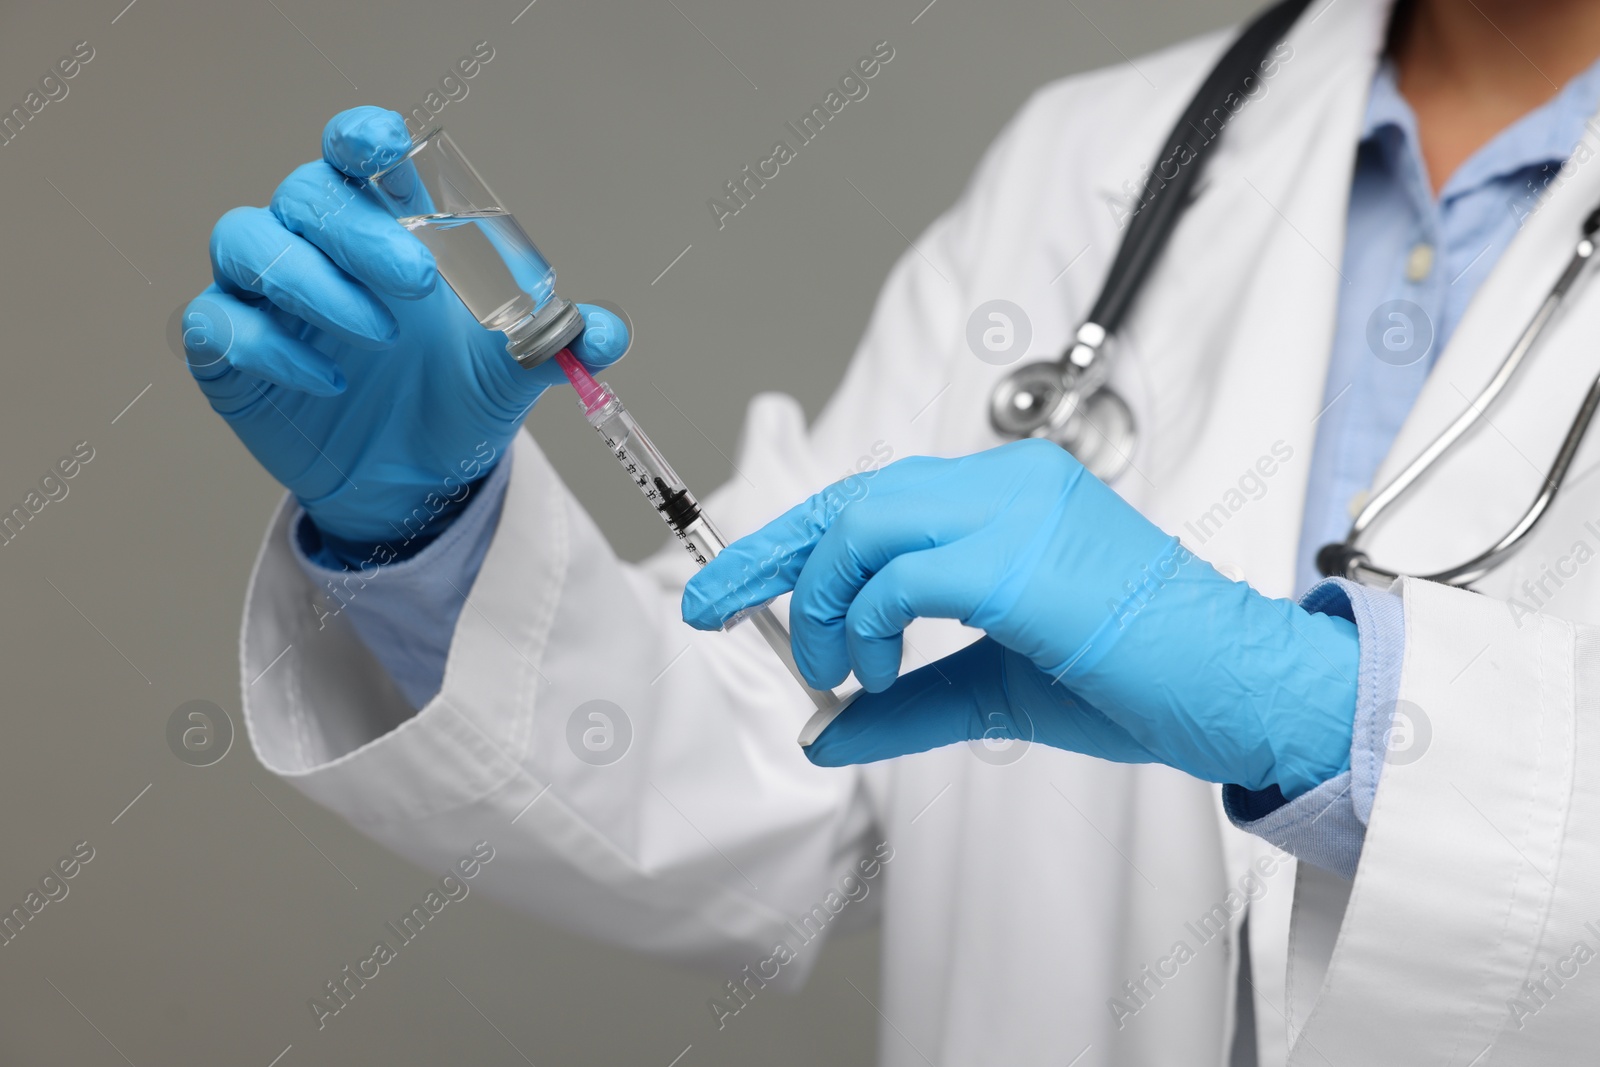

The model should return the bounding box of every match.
[1223,577,1405,879]
[1224,769,1366,879]
[287,452,513,710]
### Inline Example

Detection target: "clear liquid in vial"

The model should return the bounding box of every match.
[399,209,556,332]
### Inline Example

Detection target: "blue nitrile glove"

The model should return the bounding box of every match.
[681,440,1359,799]
[183,106,627,562]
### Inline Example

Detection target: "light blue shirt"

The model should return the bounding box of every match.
[292,54,1600,879]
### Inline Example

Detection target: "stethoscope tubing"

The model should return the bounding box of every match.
[988,0,1600,591]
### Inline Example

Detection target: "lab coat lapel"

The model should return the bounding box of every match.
[1268,26,1600,1066]
[1357,108,1600,579]
[1273,88,1600,1067]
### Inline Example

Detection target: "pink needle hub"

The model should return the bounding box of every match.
[554,347,613,417]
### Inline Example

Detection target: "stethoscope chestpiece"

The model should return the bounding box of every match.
[988,360,1079,439]
[988,356,1136,482]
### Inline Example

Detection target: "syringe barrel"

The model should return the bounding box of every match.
[587,399,713,558]
[562,361,851,718]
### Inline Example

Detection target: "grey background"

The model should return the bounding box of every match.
[0,0,1255,1063]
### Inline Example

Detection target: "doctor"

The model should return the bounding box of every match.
[188,0,1600,1062]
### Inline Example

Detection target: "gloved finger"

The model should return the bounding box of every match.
[479,303,635,408]
[322,107,437,220]
[681,460,931,630]
[321,106,415,180]
[568,305,630,370]
[271,160,436,300]
[805,638,1011,765]
[788,496,982,688]
[210,206,398,350]
[680,492,835,630]
[839,546,985,691]
[183,288,346,410]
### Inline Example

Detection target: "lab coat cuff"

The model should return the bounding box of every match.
[287,453,513,710]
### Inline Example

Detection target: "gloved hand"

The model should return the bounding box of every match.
[681,439,1359,799]
[183,106,628,561]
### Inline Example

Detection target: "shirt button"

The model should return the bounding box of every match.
[1406,243,1434,281]
[1348,490,1370,518]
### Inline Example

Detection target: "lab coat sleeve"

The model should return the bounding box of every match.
[1285,576,1600,1062]
[242,424,887,976]
[235,75,1022,970]
[1223,579,1405,878]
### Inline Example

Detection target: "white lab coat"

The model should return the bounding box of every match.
[240,0,1600,1061]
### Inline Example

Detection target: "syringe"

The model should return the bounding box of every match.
[365,123,852,739]
[552,349,852,722]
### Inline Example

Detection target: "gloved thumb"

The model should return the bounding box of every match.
[568,305,630,372]
[804,637,1165,769]
[517,303,632,397]
[804,638,1019,765]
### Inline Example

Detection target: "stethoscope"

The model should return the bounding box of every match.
[990,0,1600,589]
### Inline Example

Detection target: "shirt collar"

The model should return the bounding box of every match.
[1362,53,1600,201]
